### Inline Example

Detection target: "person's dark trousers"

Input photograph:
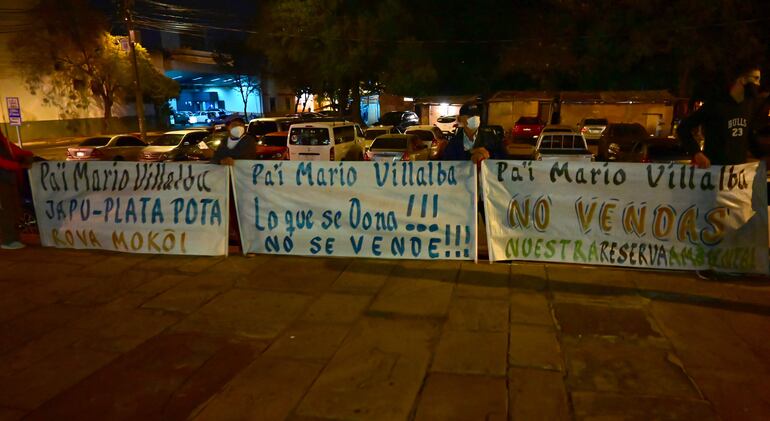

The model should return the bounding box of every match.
[0,180,20,244]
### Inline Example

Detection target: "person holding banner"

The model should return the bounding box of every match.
[211,116,257,165]
[0,129,34,250]
[678,63,763,168]
[442,102,506,163]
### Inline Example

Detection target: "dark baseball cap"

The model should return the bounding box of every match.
[459,102,481,117]
[226,115,246,125]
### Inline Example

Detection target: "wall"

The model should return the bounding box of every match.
[487,101,540,131]
[560,103,674,135]
[203,87,262,115]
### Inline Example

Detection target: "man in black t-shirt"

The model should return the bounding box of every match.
[678,64,763,168]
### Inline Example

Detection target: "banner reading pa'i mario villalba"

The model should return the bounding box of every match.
[30,161,230,256]
[481,160,769,274]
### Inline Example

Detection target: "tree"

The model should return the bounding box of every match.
[8,0,177,124]
[215,37,265,117]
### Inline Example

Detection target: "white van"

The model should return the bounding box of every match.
[287,121,365,161]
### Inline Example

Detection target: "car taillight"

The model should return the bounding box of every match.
[363,151,371,161]
[329,148,335,160]
[581,127,588,133]
[401,151,410,161]
[66,149,72,157]
[431,139,438,149]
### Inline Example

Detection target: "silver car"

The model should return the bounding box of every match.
[66,135,147,161]
[579,118,609,142]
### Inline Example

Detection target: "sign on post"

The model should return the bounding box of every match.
[29,161,231,256]
[481,160,769,274]
[232,161,478,260]
[6,97,21,126]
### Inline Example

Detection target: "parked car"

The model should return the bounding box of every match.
[435,115,458,135]
[541,125,576,134]
[513,116,546,143]
[578,118,609,142]
[598,123,649,161]
[404,125,448,159]
[364,134,429,162]
[247,117,296,139]
[256,131,289,160]
[287,120,365,161]
[364,125,400,150]
[140,129,210,162]
[171,112,190,126]
[626,139,691,164]
[375,111,419,132]
[66,135,147,161]
[189,111,214,124]
[533,130,593,161]
[185,129,228,161]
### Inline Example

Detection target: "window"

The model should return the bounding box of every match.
[151,134,184,146]
[333,126,355,144]
[260,134,288,147]
[248,121,279,136]
[79,137,110,147]
[584,118,608,125]
[365,129,388,140]
[115,137,146,147]
[371,137,407,150]
[289,128,331,146]
[540,134,584,149]
[406,130,434,141]
[184,132,209,145]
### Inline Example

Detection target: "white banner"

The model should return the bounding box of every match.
[232,161,477,259]
[482,160,769,274]
[30,161,229,256]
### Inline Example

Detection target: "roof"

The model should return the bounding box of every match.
[488,91,554,102]
[560,90,676,104]
[412,95,480,105]
[405,125,439,131]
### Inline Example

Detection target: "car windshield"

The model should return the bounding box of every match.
[260,134,287,147]
[437,116,456,123]
[289,128,330,146]
[406,130,434,141]
[517,117,541,125]
[151,133,185,146]
[584,118,608,125]
[365,129,388,140]
[540,135,585,149]
[371,137,407,150]
[380,112,405,126]
[248,121,279,136]
[79,137,110,147]
[616,125,646,137]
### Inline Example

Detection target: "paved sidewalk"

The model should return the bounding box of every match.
[1,248,769,420]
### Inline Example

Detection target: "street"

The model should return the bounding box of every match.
[1,245,769,420]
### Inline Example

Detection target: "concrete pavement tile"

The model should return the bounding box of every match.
[192,358,324,421]
[546,264,637,290]
[431,330,507,375]
[509,291,554,326]
[553,302,662,338]
[0,407,25,421]
[206,254,275,276]
[509,262,548,291]
[131,274,189,296]
[331,259,396,294]
[650,301,770,373]
[141,276,231,314]
[0,327,90,376]
[732,284,770,307]
[0,346,118,410]
[0,262,81,283]
[446,297,509,332]
[28,333,259,420]
[177,257,224,274]
[63,270,162,306]
[235,256,350,293]
[571,392,718,421]
[413,373,507,421]
[300,293,371,324]
[508,324,564,371]
[295,317,441,421]
[78,254,152,277]
[551,291,649,308]
[455,262,510,300]
[369,277,453,317]
[563,336,700,398]
[0,303,89,354]
[75,309,180,353]
[633,270,741,302]
[719,309,770,360]
[685,369,770,421]
[18,276,101,305]
[173,289,312,339]
[389,259,461,283]
[508,367,569,421]
[0,295,41,324]
[263,323,351,361]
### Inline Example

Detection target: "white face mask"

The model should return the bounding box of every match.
[230,126,245,139]
[466,116,480,130]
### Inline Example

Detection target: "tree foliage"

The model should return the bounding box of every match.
[8,0,178,121]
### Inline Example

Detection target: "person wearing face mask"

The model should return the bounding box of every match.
[678,63,764,168]
[442,102,505,162]
[211,116,257,165]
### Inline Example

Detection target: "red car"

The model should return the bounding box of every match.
[256,131,289,159]
[512,116,546,143]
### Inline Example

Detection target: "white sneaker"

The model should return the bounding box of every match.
[1,241,25,250]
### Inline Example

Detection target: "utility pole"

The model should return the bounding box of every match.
[124,0,146,141]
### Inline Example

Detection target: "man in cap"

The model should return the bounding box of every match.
[442,102,505,162]
[211,116,257,165]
